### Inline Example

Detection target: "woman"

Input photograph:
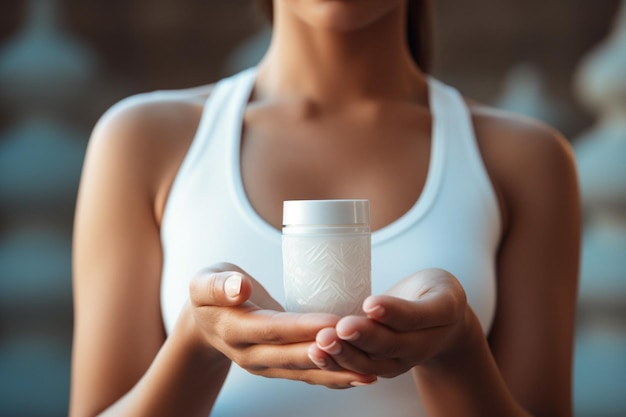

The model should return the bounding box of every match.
[69,0,580,416]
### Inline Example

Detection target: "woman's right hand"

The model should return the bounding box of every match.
[187,263,378,389]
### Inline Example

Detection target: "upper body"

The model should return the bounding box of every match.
[70,1,581,416]
[157,68,498,416]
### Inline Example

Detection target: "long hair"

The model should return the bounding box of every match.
[256,0,433,72]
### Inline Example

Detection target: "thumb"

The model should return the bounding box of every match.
[189,270,252,307]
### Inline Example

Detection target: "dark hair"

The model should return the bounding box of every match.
[256,0,433,72]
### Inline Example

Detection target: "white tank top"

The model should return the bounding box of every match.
[160,67,501,417]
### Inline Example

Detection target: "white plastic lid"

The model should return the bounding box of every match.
[283,199,370,226]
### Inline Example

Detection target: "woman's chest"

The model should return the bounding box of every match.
[240,104,433,230]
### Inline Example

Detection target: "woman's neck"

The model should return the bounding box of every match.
[255,2,427,106]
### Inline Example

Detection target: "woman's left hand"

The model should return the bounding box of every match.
[308,268,474,378]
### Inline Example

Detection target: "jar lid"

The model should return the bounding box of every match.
[283,199,370,226]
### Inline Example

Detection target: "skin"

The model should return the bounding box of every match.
[70,1,580,416]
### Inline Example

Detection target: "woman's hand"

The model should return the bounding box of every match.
[187,263,378,389]
[308,268,476,378]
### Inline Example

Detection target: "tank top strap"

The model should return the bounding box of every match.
[181,67,256,175]
[161,68,257,243]
[427,76,475,159]
[427,77,501,230]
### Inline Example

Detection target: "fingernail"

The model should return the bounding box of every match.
[350,379,377,387]
[308,353,327,368]
[225,274,242,298]
[338,331,360,341]
[364,305,385,319]
[319,340,342,355]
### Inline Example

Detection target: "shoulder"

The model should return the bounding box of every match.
[84,85,215,219]
[468,101,576,181]
[466,101,579,232]
[76,83,219,226]
[90,84,213,157]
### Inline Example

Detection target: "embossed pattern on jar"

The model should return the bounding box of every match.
[282,200,371,316]
[283,232,371,315]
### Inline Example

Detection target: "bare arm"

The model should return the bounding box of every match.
[480,115,580,416]
[411,119,580,417]
[69,96,232,417]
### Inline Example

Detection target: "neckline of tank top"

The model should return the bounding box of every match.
[226,67,447,246]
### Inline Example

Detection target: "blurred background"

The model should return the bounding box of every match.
[0,0,625,416]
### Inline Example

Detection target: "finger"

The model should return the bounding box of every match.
[219,309,341,346]
[204,263,284,311]
[362,291,464,332]
[258,367,378,390]
[234,330,377,389]
[307,344,340,371]
[236,341,320,371]
[335,315,452,363]
[307,329,343,371]
[189,270,252,307]
[376,268,467,331]
[314,327,401,377]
